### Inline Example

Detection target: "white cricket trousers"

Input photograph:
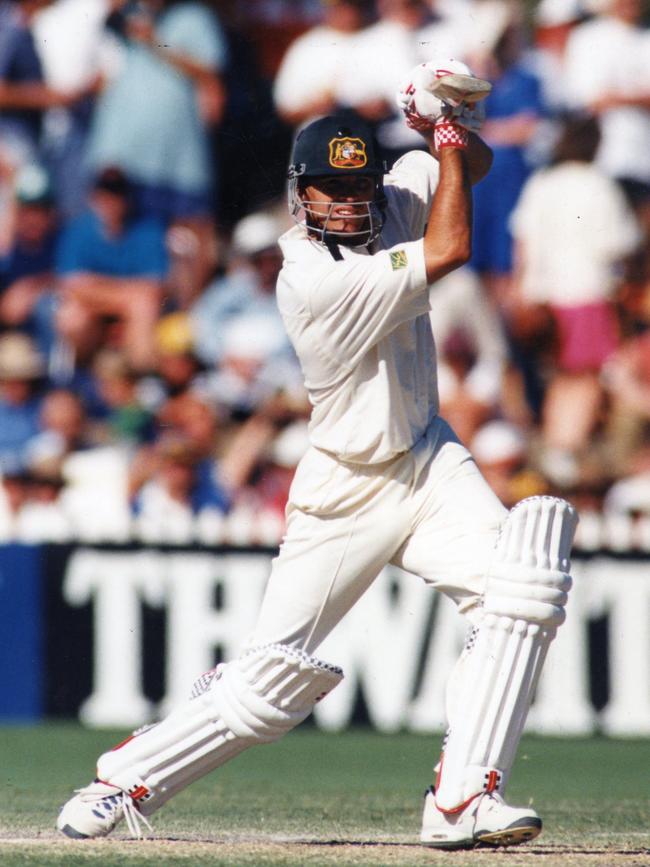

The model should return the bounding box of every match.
[249,417,507,654]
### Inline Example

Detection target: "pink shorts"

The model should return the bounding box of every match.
[551,302,619,372]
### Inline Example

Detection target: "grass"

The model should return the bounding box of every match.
[0,724,649,866]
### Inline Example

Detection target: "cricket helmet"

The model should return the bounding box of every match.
[287,112,387,247]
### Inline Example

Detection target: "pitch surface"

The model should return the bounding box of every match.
[1,725,648,866]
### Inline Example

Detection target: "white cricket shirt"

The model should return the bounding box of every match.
[277,150,440,464]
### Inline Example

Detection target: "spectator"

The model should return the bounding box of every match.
[23,387,89,471]
[58,440,132,541]
[0,0,84,170]
[55,166,168,372]
[563,0,650,208]
[341,0,465,162]
[130,392,241,534]
[201,311,306,423]
[429,266,509,445]
[0,466,29,540]
[91,349,155,447]
[602,329,650,474]
[87,0,228,224]
[0,163,58,357]
[523,0,586,167]
[471,418,547,507]
[190,209,289,367]
[603,452,650,520]
[0,330,44,474]
[157,392,218,459]
[510,114,642,487]
[19,388,90,541]
[131,431,229,543]
[226,418,311,544]
[154,390,278,490]
[16,451,70,541]
[470,7,545,300]
[528,0,586,114]
[32,0,121,216]
[273,0,370,127]
[138,312,203,413]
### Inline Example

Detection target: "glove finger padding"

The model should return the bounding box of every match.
[397,58,489,137]
[450,99,486,133]
[396,64,446,127]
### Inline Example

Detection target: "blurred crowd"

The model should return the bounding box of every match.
[1,0,650,546]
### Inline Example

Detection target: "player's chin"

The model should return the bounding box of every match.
[330,218,370,243]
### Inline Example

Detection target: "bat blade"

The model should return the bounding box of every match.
[429,73,492,105]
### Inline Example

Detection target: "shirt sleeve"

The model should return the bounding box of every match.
[303,238,429,370]
[384,150,440,239]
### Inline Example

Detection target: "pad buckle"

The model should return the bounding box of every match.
[484,770,502,793]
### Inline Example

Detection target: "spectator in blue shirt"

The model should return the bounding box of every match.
[470,18,545,300]
[0,163,59,357]
[0,330,44,474]
[55,166,168,372]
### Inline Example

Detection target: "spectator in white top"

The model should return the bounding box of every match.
[563,0,650,205]
[340,0,466,160]
[273,0,371,127]
[32,0,121,216]
[510,113,642,486]
[528,0,586,113]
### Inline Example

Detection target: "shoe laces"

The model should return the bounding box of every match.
[482,791,506,810]
[121,793,153,839]
[78,785,153,839]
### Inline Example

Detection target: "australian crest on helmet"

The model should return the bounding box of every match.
[328,137,368,169]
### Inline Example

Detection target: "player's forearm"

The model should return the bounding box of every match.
[465,134,493,185]
[422,148,472,282]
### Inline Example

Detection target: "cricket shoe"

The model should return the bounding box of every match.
[420,786,542,849]
[57,779,152,839]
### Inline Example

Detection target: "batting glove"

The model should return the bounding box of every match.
[396,58,490,141]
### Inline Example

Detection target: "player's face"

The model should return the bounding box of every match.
[302,175,376,238]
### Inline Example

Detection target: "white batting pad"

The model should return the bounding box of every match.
[435,497,578,811]
[96,644,343,815]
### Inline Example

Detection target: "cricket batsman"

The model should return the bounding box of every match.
[57,59,578,849]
